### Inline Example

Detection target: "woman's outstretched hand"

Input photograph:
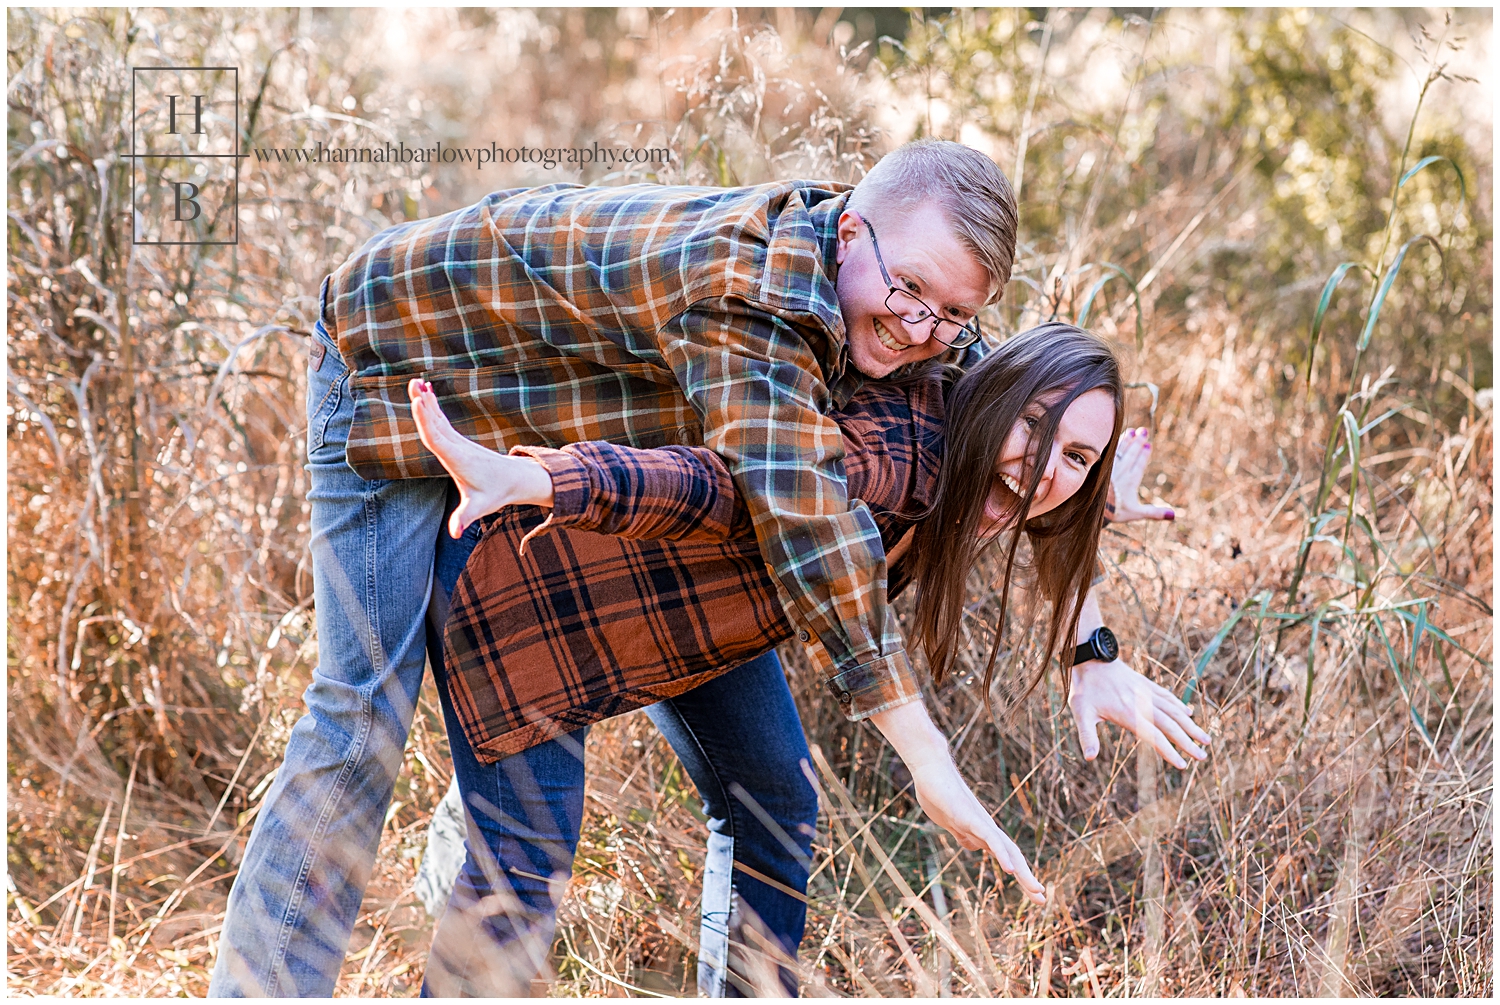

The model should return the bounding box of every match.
[1108,427,1175,523]
[407,378,554,538]
[906,760,1047,906]
[1069,659,1211,769]
[868,701,1047,906]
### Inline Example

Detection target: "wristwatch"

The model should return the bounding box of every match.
[1071,627,1120,666]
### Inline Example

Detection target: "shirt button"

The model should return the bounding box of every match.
[797,630,810,642]
[837,689,851,703]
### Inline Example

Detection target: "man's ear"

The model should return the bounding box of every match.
[834,209,862,266]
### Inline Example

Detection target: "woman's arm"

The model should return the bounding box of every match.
[868,701,1047,905]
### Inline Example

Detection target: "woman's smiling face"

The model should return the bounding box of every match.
[980,387,1117,535]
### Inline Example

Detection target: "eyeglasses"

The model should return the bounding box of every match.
[858,214,984,349]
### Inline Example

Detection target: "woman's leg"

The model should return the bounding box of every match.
[421,501,587,996]
[646,650,818,997]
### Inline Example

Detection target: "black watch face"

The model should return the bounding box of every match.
[1096,627,1120,662]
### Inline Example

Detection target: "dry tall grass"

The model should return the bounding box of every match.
[8,7,1491,997]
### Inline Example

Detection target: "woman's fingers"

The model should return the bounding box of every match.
[1155,693,1213,746]
[1152,708,1207,762]
[1143,720,1189,769]
[984,827,1046,905]
[1113,428,1148,483]
[1075,708,1104,761]
[1147,686,1212,742]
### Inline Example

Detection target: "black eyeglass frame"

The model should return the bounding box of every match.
[857,213,985,350]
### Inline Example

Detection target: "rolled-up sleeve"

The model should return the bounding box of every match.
[508,441,752,543]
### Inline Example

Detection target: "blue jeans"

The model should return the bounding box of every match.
[423,507,817,996]
[210,320,451,996]
[211,322,816,996]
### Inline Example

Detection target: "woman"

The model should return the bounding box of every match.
[411,323,1207,995]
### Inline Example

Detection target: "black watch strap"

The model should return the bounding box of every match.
[1071,627,1119,666]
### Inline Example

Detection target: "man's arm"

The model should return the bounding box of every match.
[660,300,919,720]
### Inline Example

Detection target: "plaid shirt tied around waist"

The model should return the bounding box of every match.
[324,181,922,707]
[443,377,946,761]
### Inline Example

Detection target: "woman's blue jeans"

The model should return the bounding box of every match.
[423,503,817,997]
[210,319,816,996]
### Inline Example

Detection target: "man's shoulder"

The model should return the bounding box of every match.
[336,180,849,264]
[480,178,851,219]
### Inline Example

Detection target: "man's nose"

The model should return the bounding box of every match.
[892,312,935,345]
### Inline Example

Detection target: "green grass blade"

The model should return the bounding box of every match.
[1358,404,1414,436]
[1407,600,1428,670]
[1304,601,1332,726]
[1399,154,1468,202]
[1075,262,1146,351]
[1350,511,1398,569]
[1392,608,1493,668]
[1341,410,1361,472]
[1305,262,1376,387]
[1371,613,1437,752]
[1183,590,1271,704]
[1433,636,1457,701]
[1358,235,1444,351]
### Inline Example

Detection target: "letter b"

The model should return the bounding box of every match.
[173,181,202,221]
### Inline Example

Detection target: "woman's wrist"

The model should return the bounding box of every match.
[869,700,952,773]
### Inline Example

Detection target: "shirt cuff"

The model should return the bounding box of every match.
[508,446,593,524]
[824,651,923,721]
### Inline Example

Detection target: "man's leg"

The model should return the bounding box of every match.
[646,651,819,997]
[210,322,448,996]
[421,502,588,996]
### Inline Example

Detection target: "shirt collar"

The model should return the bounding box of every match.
[808,189,849,289]
[808,189,858,404]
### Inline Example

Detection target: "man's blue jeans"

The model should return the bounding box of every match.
[210,320,450,996]
[422,490,817,997]
[211,321,816,996]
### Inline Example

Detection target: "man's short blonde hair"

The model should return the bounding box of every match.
[849,140,1018,302]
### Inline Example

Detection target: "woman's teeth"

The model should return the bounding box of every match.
[874,318,910,353]
[999,473,1022,495]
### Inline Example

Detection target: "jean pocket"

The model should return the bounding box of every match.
[307,322,350,460]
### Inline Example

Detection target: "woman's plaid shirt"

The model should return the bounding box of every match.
[441,376,946,761]
[323,181,924,714]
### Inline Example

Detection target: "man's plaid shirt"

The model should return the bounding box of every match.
[324,181,922,705]
[441,375,945,761]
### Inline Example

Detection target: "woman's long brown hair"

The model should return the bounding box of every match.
[910,322,1124,698]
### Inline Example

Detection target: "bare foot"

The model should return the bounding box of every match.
[1109,427,1175,523]
[407,378,554,538]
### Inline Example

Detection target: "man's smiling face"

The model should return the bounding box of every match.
[833,203,994,379]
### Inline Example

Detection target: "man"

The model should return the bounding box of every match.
[209,140,1016,995]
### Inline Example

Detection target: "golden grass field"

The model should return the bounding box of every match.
[8,7,1491,996]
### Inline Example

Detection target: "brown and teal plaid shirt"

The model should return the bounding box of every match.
[442,375,946,761]
[324,181,925,705]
